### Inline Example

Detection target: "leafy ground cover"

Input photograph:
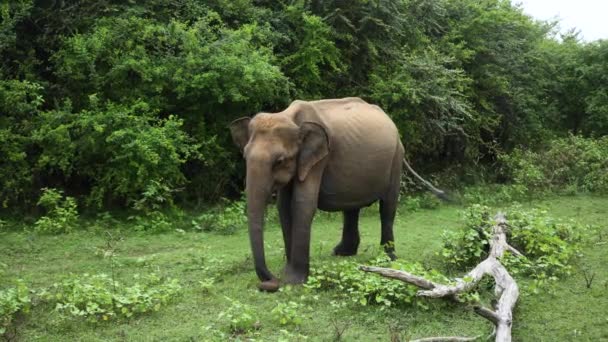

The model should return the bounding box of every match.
[1,195,607,341]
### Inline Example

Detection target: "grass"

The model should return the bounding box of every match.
[1,195,608,341]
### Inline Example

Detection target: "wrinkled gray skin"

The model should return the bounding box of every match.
[230,97,434,287]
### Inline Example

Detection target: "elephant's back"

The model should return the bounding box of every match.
[311,98,399,143]
[311,98,401,210]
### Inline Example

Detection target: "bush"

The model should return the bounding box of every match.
[0,280,31,335]
[401,193,441,212]
[34,99,198,209]
[51,14,291,203]
[306,256,449,309]
[440,205,493,267]
[129,211,174,233]
[34,188,79,234]
[192,198,246,235]
[418,193,441,209]
[271,301,306,326]
[0,80,44,209]
[1,0,608,212]
[42,273,181,322]
[461,184,530,205]
[500,136,608,194]
[440,205,584,283]
[218,298,259,334]
[403,196,421,212]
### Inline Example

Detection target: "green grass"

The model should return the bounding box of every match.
[1,195,608,341]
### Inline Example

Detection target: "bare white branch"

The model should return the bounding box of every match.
[360,212,521,342]
[410,336,480,342]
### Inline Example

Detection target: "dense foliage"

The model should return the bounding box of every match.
[1,0,607,212]
[34,188,79,234]
[441,204,584,288]
[499,135,608,195]
[0,280,30,335]
[41,273,182,322]
[305,203,585,311]
[306,256,449,308]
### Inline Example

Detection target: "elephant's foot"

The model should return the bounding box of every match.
[283,265,308,285]
[332,241,359,257]
[258,278,280,292]
[386,250,397,261]
[383,244,397,261]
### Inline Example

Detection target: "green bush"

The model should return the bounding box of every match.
[0,80,44,209]
[403,196,421,212]
[502,206,584,283]
[192,198,246,235]
[1,1,608,211]
[53,14,290,114]
[0,280,31,335]
[34,188,79,234]
[461,184,530,205]
[401,193,441,212]
[306,256,449,308]
[418,193,441,209]
[42,273,181,322]
[440,205,584,283]
[34,99,198,209]
[271,301,306,326]
[129,211,174,233]
[500,136,608,194]
[218,298,259,334]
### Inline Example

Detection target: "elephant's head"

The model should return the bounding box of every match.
[229,111,329,284]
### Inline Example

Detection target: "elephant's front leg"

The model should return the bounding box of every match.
[285,170,324,284]
[277,185,293,263]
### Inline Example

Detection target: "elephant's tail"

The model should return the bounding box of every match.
[402,159,451,202]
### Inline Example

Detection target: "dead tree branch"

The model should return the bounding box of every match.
[360,213,521,342]
[410,337,479,342]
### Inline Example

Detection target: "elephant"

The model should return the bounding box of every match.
[229,97,446,291]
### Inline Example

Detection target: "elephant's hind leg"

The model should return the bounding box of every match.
[379,146,402,260]
[333,208,361,256]
[379,198,397,260]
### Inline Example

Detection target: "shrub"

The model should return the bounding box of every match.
[502,206,584,285]
[0,280,31,335]
[402,193,441,212]
[33,100,198,209]
[129,211,176,233]
[500,135,608,194]
[418,193,441,209]
[42,273,181,322]
[306,256,449,309]
[440,205,584,283]
[218,298,259,334]
[192,198,246,235]
[403,196,421,212]
[461,184,530,205]
[0,80,44,208]
[271,301,306,326]
[34,188,79,234]
[51,14,291,203]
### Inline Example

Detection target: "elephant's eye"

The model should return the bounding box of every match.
[273,156,285,168]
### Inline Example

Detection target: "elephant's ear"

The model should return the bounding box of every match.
[298,122,329,182]
[229,117,251,152]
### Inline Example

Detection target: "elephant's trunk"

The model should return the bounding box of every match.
[245,166,276,282]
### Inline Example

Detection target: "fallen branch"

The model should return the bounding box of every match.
[360,213,521,342]
[410,336,480,342]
